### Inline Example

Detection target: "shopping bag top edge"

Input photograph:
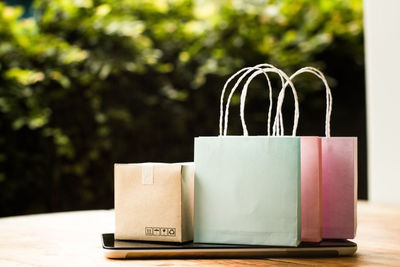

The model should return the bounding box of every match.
[195,136,301,139]
[114,162,194,166]
[195,136,357,139]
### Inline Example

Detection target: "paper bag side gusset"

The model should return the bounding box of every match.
[300,137,322,242]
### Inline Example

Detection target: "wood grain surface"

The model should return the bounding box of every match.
[0,201,399,266]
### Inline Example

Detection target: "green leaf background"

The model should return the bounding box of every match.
[0,0,365,216]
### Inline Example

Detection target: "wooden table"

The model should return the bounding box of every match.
[0,201,399,266]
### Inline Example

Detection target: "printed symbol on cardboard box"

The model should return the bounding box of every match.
[145,227,153,236]
[161,228,168,236]
[153,227,160,236]
[168,228,176,236]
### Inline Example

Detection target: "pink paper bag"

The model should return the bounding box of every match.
[301,137,322,242]
[321,137,357,239]
[275,66,357,241]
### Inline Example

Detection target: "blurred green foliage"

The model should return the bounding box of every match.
[0,0,364,216]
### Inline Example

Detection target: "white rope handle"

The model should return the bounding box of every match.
[219,67,254,136]
[273,66,332,137]
[219,63,283,136]
[239,67,299,136]
[237,67,275,136]
[221,67,282,136]
[222,64,288,136]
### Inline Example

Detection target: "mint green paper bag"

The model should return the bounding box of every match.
[193,65,301,246]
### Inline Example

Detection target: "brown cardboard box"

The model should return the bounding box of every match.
[114,163,194,242]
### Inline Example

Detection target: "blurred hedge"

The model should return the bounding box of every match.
[0,0,364,216]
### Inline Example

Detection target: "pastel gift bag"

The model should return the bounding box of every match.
[293,68,357,239]
[321,137,357,239]
[321,110,357,240]
[274,67,357,240]
[194,65,301,246]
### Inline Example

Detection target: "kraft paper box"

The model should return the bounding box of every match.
[114,163,194,242]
